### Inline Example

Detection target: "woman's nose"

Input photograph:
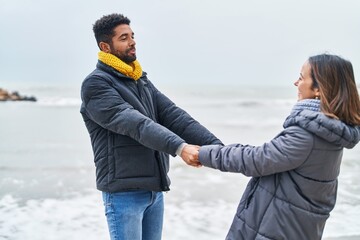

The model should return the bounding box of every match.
[294,80,299,86]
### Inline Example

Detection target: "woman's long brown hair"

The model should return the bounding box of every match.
[308,54,360,126]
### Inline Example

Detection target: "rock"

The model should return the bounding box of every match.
[0,88,37,102]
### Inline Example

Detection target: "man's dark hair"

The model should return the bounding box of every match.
[93,13,131,48]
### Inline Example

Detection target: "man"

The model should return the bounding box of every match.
[80,13,222,240]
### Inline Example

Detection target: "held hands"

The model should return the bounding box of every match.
[180,144,201,167]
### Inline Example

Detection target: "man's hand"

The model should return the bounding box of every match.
[180,144,201,167]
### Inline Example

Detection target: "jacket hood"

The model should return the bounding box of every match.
[284,100,360,149]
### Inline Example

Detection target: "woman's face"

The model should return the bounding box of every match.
[294,61,319,101]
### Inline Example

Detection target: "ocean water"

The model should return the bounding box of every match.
[0,85,359,240]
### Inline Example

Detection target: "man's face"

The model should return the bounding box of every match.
[109,24,136,64]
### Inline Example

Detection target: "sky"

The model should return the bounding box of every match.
[1,0,360,88]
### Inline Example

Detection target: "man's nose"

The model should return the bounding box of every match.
[130,38,136,46]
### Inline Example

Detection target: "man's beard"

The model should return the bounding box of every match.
[110,47,136,64]
[117,52,136,64]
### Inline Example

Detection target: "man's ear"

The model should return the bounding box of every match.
[99,42,111,53]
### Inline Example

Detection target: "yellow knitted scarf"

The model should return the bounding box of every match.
[98,51,143,80]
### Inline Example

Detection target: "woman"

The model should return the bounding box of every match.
[198,54,360,239]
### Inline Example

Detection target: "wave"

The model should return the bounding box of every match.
[9,85,297,108]
[177,97,295,109]
[28,96,295,109]
[36,97,81,107]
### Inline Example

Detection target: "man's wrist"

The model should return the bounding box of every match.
[176,143,187,156]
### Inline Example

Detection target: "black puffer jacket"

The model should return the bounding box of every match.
[81,61,222,192]
[199,99,360,240]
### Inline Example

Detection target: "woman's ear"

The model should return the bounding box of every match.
[314,88,320,99]
[99,42,111,53]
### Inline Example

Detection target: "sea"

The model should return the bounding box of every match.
[0,84,359,240]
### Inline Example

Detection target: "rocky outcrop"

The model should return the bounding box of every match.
[0,88,37,102]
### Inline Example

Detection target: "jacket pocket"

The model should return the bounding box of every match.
[113,143,156,179]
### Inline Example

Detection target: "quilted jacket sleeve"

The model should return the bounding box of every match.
[81,76,185,156]
[198,126,313,177]
[148,82,223,146]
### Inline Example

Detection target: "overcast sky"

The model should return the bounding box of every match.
[1,0,359,88]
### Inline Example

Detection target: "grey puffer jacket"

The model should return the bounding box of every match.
[199,99,360,240]
[81,61,222,193]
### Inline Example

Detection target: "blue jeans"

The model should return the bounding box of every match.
[102,191,164,240]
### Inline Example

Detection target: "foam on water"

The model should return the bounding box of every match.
[0,185,359,240]
[0,192,108,240]
[36,97,81,107]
